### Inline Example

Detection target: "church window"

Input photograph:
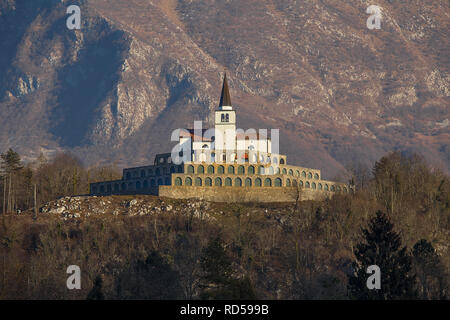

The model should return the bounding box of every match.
[264,178,272,187]
[205,177,212,186]
[295,170,299,177]
[314,173,319,180]
[268,166,274,175]
[293,180,297,187]
[195,178,202,186]
[312,182,316,190]
[282,168,287,175]
[235,178,242,187]
[175,177,182,186]
[286,179,291,187]
[275,178,282,187]
[324,184,329,191]
[305,181,310,188]
[222,154,226,162]
[255,178,262,187]
[218,165,225,174]
[331,185,335,191]
[248,166,255,174]
[198,165,205,174]
[337,186,341,192]
[221,114,225,122]
[202,144,209,149]
[238,165,245,174]
[228,165,235,174]
[289,169,293,176]
[207,165,215,174]
[225,114,229,122]
[185,177,192,186]
[225,177,232,186]
[280,158,285,164]
[302,171,306,178]
[187,165,194,173]
[245,178,252,187]
[318,183,322,190]
[299,180,303,187]
[307,172,312,179]
[215,177,222,186]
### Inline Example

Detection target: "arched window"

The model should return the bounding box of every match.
[245,178,252,187]
[307,172,312,179]
[126,172,131,180]
[264,178,272,187]
[255,178,262,187]
[185,177,192,186]
[337,186,341,192]
[275,178,282,187]
[314,173,319,180]
[275,167,280,174]
[207,165,214,174]
[175,177,182,186]
[293,180,297,187]
[215,177,222,186]
[226,114,229,122]
[156,168,161,175]
[195,177,202,186]
[221,114,225,122]
[187,165,194,173]
[324,184,329,191]
[273,157,278,164]
[198,165,204,174]
[302,171,306,178]
[151,180,156,187]
[225,177,232,186]
[141,170,145,178]
[280,158,285,164]
[157,178,163,185]
[305,181,310,188]
[202,144,209,149]
[205,177,212,186]
[312,182,316,189]
[268,166,274,175]
[343,187,347,193]
[235,178,242,187]
[228,165,235,174]
[259,166,265,174]
[218,165,225,174]
[165,177,170,185]
[299,180,303,187]
[248,166,255,174]
[282,168,287,175]
[330,185,335,191]
[295,170,300,177]
[288,169,293,176]
[136,181,141,189]
[318,183,322,190]
[238,165,245,174]
[286,179,291,187]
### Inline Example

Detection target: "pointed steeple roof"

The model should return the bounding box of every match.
[219,73,232,108]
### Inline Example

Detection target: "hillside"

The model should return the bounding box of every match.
[0,0,449,178]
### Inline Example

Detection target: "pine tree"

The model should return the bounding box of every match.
[0,149,23,213]
[348,211,417,299]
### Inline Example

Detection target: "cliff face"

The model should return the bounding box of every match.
[0,0,448,178]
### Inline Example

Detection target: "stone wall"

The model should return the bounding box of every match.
[159,185,334,202]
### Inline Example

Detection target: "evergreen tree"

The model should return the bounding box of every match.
[1,148,23,213]
[348,211,417,299]
[87,275,105,300]
[412,239,448,299]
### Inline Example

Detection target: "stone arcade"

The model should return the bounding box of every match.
[90,74,352,202]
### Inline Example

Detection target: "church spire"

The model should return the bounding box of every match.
[219,72,232,108]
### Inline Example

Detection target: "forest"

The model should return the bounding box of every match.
[0,149,448,299]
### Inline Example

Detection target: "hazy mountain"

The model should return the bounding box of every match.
[0,0,448,179]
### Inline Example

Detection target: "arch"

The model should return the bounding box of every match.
[165,177,170,185]
[293,180,297,187]
[318,183,322,190]
[175,177,182,186]
[225,114,229,122]
[198,165,205,174]
[307,172,312,179]
[268,166,274,175]
[185,177,192,186]
[245,178,252,187]
[299,180,303,187]
[337,186,341,192]
[286,179,291,187]
[238,165,245,174]
[255,178,262,187]
[136,181,141,189]
[264,178,272,187]
[258,166,265,174]
[314,173,319,180]
[205,177,212,186]
[225,177,232,186]
[187,165,194,174]
[218,165,225,174]
[305,181,310,188]
[282,168,287,175]
[324,184,329,191]
[195,177,202,186]
[207,165,215,174]
[140,170,146,178]
[235,178,242,187]
[275,178,282,187]
[331,185,336,191]
[215,177,222,186]
[273,157,278,164]
[343,187,347,193]
[302,171,306,178]
[312,182,316,190]
[280,158,285,164]
[248,165,255,174]
[227,165,235,174]
[288,169,293,176]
